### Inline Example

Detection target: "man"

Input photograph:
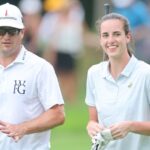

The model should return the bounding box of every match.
[85,13,150,150]
[0,3,65,150]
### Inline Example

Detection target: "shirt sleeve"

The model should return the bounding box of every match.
[146,68,150,104]
[37,61,64,110]
[85,67,96,107]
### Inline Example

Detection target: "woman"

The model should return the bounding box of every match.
[85,13,150,150]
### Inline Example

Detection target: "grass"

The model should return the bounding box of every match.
[51,103,91,150]
[51,47,102,150]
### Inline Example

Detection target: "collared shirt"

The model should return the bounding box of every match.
[0,46,64,150]
[85,55,150,150]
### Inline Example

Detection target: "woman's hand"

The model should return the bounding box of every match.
[87,120,104,138]
[109,121,132,140]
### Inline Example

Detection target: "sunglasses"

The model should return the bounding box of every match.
[0,27,21,36]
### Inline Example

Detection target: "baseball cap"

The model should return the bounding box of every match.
[0,3,24,29]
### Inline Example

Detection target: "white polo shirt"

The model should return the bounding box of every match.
[85,55,150,150]
[0,46,64,150]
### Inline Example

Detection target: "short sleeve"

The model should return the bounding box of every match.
[146,69,150,104]
[85,67,96,107]
[37,62,64,110]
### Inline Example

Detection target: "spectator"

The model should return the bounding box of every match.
[19,0,42,55]
[38,0,85,102]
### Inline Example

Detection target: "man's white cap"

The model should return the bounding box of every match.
[0,3,24,29]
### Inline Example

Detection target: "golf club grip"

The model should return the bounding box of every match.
[104,3,110,14]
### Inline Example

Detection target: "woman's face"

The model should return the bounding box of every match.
[99,19,131,60]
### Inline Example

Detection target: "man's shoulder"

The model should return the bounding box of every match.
[26,50,46,63]
[25,49,53,69]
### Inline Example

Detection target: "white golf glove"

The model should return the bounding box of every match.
[91,129,113,150]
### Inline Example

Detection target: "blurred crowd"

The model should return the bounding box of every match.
[1,0,150,102]
[111,0,150,64]
[4,0,87,103]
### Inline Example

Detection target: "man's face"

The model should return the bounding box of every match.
[0,27,24,57]
[99,19,131,59]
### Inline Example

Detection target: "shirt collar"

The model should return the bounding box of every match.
[102,55,138,78]
[101,61,110,78]
[121,55,138,77]
[13,46,27,64]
